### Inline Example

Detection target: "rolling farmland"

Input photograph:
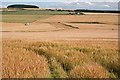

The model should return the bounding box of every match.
[1,10,119,78]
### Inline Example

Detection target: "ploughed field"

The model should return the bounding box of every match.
[1,10,119,78]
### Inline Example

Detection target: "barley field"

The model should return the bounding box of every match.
[2,40,120,78]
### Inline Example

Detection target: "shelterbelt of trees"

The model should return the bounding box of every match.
[7,4,39,8]
[75,9,120,13]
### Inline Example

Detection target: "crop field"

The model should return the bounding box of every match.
[2,15,52,23]
[2,14,118,40]
[2,10,69,15]
[2,10,69,23]
[1,10,119,78]
[2,40,119,78]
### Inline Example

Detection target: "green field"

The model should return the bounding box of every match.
[2,15,52,23]
[2,10,69,23]
[2,10,69,15]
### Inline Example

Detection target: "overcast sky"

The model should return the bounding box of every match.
[1,0,120,2]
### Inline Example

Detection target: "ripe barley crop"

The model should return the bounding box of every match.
[2,40,119,78]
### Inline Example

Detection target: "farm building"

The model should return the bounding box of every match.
[69,11,84,15]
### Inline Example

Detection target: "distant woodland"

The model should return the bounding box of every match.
[7,4,39,8]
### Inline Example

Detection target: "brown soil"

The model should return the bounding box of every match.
[2,14,118,41]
